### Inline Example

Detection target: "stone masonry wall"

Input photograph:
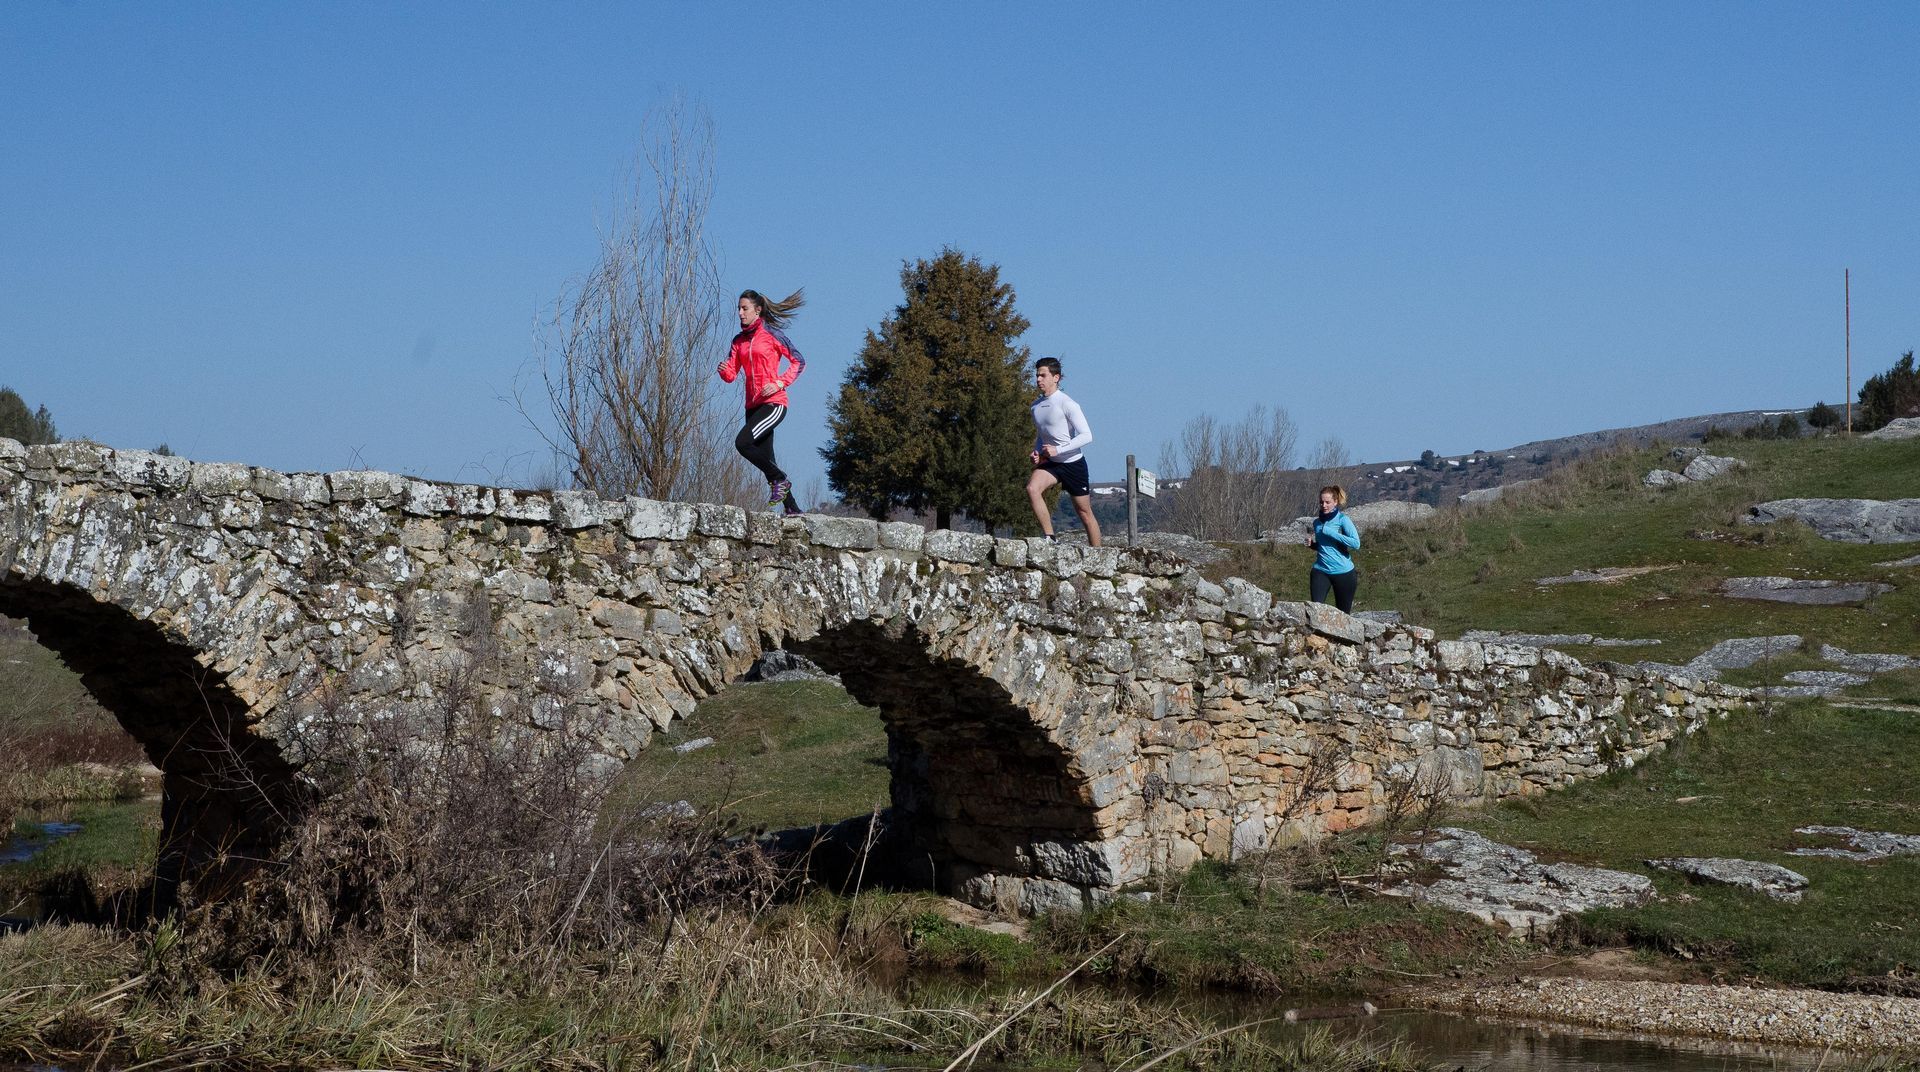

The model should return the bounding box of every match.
[0,438,1748,912]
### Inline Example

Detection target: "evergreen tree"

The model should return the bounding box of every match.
[0,387,57,445]
[824,250,1039,532]
[1858,351,1920,432]
[1806,401,1840,429]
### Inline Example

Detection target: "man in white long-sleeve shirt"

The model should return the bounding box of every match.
[1025,357,1103,546]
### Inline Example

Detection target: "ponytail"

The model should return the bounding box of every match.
[740,288,806,329]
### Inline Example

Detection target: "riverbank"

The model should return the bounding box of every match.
[1414,977,1920,1054]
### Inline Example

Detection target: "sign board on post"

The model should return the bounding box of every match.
[1134,468,1157,499]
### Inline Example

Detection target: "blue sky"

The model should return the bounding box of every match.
[4,3,1916,497]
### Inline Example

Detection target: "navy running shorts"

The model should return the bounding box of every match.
[1040,457,1092,497]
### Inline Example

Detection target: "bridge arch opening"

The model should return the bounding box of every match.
[0,577,301,905]
[788,621,1109,903]
[613,616,1118,911]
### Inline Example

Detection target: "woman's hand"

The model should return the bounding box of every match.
[757,382,779,401]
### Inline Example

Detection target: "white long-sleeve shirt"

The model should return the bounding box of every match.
[1031,390,1092,464]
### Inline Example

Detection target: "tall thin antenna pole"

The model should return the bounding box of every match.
[1845,269,1852,437]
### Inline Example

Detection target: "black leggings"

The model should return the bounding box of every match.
[736,404,788,483]
[1310,568,1358,613]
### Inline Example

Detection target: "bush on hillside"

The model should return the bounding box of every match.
[1858,350,1920,433]
[0,387,57,446]
[1807,401,1841,429]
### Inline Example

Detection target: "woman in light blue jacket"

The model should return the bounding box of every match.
[1307,484,1360,612]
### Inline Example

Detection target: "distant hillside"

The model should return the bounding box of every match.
[1090,408,1813,529]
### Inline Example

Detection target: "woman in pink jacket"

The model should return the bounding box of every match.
[718,289,807,515]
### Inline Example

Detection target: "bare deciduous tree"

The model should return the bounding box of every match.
[1158,405,1307,540]
[527,101,755,505]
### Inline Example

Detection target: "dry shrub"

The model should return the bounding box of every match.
[186,646,779,972]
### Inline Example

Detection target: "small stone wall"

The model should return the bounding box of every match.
[0,438,1748,911]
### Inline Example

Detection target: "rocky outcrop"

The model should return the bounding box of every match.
[1459,479,1541,505]
[1818,644,1920,673]
[1746,499,1920,544]
[1721,576,1893,606]
[1536,565,1675,586]
[1643,451,1745,489]
[1646,857,1808,902]
[1381,828,1653,930]
[1863,417,1920,440]
[1791,826,1920,861]
[1462,630,1660,649]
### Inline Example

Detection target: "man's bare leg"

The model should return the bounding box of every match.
[1071,493,1102,547]
[1026,468,1059,536]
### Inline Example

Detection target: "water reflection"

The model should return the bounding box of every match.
[0,820,82,865]
[1264,1004,1845,1072]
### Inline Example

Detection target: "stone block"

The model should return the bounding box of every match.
[1436,640,1484,672]
[925,529,992,564]
[552,490,608,529]
[109,449,191,489]
[1305,602,1365,644]
[1222,576,1273,619]
[1079,546,1121,578]
[993,537,1028,567]
[328,469,405,502]
[495,490,554,522]
[1231,816,1268,859]
[1268,600,1310,627]
[746,511,782,544]
[1019,878,1088,916]
[30,441,110,475]
[403,480,458,516]
[190,462,255,495]
[591,599,650,642]
[879,521,925,551]
[1181,573,1226,604]
[625,498,696,541]
[803,515,879,549]
[256,471,330,504]
[696,503,748,539]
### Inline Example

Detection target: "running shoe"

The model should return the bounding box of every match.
[767,479,791,507]
[783,504,805,518]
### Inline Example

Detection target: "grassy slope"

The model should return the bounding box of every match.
[1194,435,1920,988]
[605,680,891,832]
[1210,436,1920,669]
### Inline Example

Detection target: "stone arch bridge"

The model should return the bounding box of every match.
[1,439,1745,912]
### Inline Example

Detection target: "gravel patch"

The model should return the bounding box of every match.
[1417,978,1920,1052]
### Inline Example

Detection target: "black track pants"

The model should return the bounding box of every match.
[735,403,787,483]
[1309,568,1359,613]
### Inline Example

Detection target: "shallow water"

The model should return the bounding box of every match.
[907,976,1860,1071]
[0,820,82,865]
[1314,1005,1843,1071]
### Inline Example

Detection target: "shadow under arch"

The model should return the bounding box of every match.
[0,577,303,911]
[779,618,1109,903]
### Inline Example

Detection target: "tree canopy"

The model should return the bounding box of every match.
[0,388,57,446]
[823,249,1038,532]
[1858,350,1920,432]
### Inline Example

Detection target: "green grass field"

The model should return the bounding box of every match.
[605,679,891,832]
